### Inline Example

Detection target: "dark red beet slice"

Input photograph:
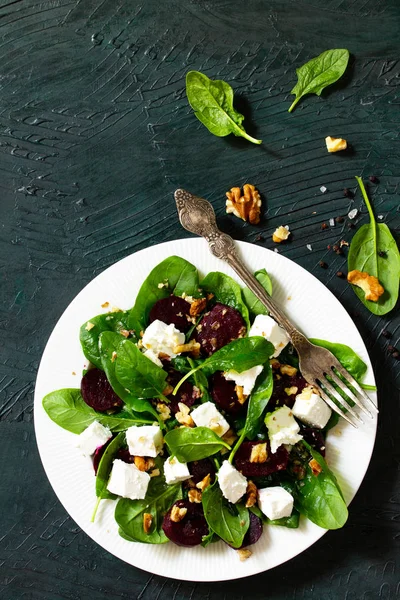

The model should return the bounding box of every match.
[195,303,246,356]
[93,436,114,474]
[162,499,209,547]
[234,441,289,477]
[164,368,200,414]
[269,371,308,410]
[188,459,216,484]
[81,368,123,412]
[115,448,135,463]
[301,427,326,457]
[210,371,244,416]
[149,295,192,332]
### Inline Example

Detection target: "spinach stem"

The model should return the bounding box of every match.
[228,429,247,464]
[240,131,262,145]
[172,366,200,395]
[355,176,377,268]
[288,97,299,113]
[91,496,102,523]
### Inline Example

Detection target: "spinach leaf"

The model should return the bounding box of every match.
[310,338,367,383]
[80,311,131,369]
[115,462,182,544]
[201,530,218,547]
[288,49,349,113]
[91,432,127,521]
[201,271,250,329]
[348,177,400,315]
[294,443,348,530]
[202,482,250,548]
[186,70,262,145]
[187,357,210,403]
[243,361,273,439]
[128,256,201,334]
[114,338,168,400]
[42,389,153,434]
[242,269,273,318]
[164,426,231,462]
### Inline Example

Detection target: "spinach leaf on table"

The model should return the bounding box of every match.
[42,389,153,434]
[202,482,250,548]
[92,432,127,521]
[128,256,201,334]
[348,177,400,315]
[164,426,231,462]
[186,70,262,145]
[288,49,350,113]
[310,338,368,383]
[200,271,250,329]
[80,311,131,369]
[242,268,273,318]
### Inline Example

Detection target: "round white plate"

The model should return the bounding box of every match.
[34,239,377,582]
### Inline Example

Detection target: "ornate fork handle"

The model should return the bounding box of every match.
[174,188,307,347]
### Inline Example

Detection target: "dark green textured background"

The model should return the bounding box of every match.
[1,0,399,598]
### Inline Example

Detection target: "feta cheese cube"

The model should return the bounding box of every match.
[265,405,302,453]
[224,365,263,395]
[292,386,331,429]
[218,460,247,504]
[191,402,230,437]
[164,456,191,485]
[258,486,294,520]
[249,314,290,358]
[142,319,185,359]
[126,425,163,457]
[75,421,112,456]
[107,459,150,500]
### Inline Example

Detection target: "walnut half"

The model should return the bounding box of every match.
[226,184,262,225]
[347,270,384,302]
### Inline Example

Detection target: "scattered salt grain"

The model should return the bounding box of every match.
[329,218,335,227]
[348,208,358,220]
[306,244,313,251]
[320,186,327,193]
[274,248,279,253]
[378,215,384,220]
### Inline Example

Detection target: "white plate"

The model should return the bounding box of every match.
[34,239,377,582]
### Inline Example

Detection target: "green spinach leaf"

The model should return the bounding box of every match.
[348,177,400,315]
[186,70,262,145]
[91,432,127,521]
[243,361,273,439]
[202,482,250,548]
[310,338,367,383]
[201,271,250,329]
[164,426,231,462]
[80,311,131,369]
[288,49,350,113]
[242,269,273,318]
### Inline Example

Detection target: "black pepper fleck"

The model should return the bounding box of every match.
[369,175,379,184]
[348,223,356,229]
[319,261,328,269]
[336,271,345,278]
[335,216,344,223]
[378,250,387,258]
[393,352,400,360]
[388,345,396,354]
[343,188,354,199]
[321,223,328,230]
[382,330,392,338]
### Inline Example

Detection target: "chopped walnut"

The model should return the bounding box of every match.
[101,301,110,308]
[221,428,238,447]
[280,364,298,377]
[272,225,290,243]
[190,297,207,317]
[134,456,155,472]
[237,549,252,561]
[235,385,248,405]
[85,321,95,331]
[143,513,153,533]
[110,306,123,313]
[156,403,171,422]
[163,384,174,396]
[347,270,384,302]
[250,443,268,464]
[111,351,117,363]
[325,136,347,153]
[226,184,262,225]
[270,359,281,370]
[149,468,160,478]
[309,458,323,476]
[188,489,202,503]
[120,329,132,338]
[245,480,258,508]
[176,402,195,427]
[209,419,225,436]
[284,386,298,396]
[170,505,187,523]
[173,338,201,358]
[196,473,211,491]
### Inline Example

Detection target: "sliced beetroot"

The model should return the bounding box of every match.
[234,441,289,477]
[162,499,209,547]
[115,448,135,463]
[164,368,200,413]
[188,458,216,484]
[81,368,123,412]
[93,436,114,474]
[149,295,192,332]
[239,511,263,549]
[210,371,244,416]
[269,371,308,410]
[301,427,326,457]
[195,303,246,356]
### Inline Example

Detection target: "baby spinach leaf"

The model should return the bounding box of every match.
[201,530,218,547]
[310,338,367,383]
[348,177,400,315]
[202,482,250,548]
[186,70,262,145]
[128,256,201,334]
[115,460,182,544]
[288,49,349,113]
[187,357,210,403]
[201,271,250,329]
[114,338,168,400]
[42,389,153,434]
[243,361,273,439]
[80,311,131,369]
[164,426,231,462]
[91,432,127,521]
[242,269,273,318]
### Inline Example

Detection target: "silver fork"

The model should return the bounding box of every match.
[174,188,378,428]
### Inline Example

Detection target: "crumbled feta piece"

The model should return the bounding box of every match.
[306,244,313,251]
[164,457,191,485]
[224,365,263,395]
[126,425,164,457]
[107,459,150,500]
[329,218,335,227]
[143,348,162,367]
[258,486,294,520]
[265,405,302,453]
[377,215,384,220]
[218,460,247,504]
[249,314,290,358]
[75,421,112,456]
[348,208,358,220]
[292,386,331,429]
[142,319,185,359]
[191,402,230,437]
[320,186,327,193]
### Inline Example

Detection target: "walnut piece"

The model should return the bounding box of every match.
[190,297,207,317]
[280,364,298,377]
[221,428,238,447]
[149,468,160,478]
[250,443,268,464]
[173,338,201,358]
[284,386,298,396]
[245,480,258,508]
[226,184,262,225]
[176,402,195,427]
[196,473,211,491]
[309,458,323,477]
[170,506,187,523]
[156,402,171,422]
[237,549,252,561]
[347,270,384,302]
[235,385,248,405]
[134,456,155,472]
[272,225,290,243]
[188,489,202,503]
[325,136,347,153]
[143,513,153,533]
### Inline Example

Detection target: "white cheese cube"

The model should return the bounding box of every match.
[75,421,112,457]
[249,314,290,358]
[191,402,230,437]
[142,319,185,359]
[164,456,191,485]
[107,459,150,500]
[126,425,163,457]
[218,460,247,504]
[224,365,264,395]
[265,405,302,453]
[292,387,331,429]
[258,486,294,520]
